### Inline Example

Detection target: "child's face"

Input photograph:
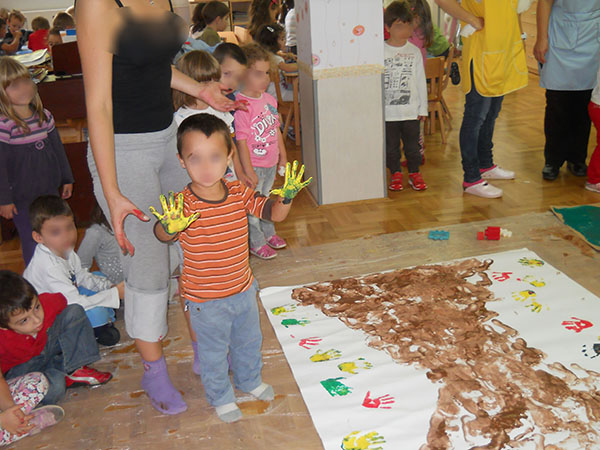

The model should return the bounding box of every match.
[5,77,35,108]
[215,15,229,32]
[5,296,45,336]
[33,215,78,257]
[8,17,23,35]
[178,131,232,188]
[244,60,271,93]
[277,32,286,51]
[0,24,6,39]
[386,19,415,41]
[47,33,62,55]
[219,56,246,92]
[269,4,281,22]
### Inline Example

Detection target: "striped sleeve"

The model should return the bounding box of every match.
[241,185,269,218]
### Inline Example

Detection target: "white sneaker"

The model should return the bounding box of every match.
[481,166,515,180]
[585,181,600,193]
[464,181,503,198]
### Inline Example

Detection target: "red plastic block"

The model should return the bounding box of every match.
[485,226,501,240]
[477,231,485,240]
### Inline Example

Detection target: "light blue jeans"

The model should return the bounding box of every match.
[186,280,263,407]
[248,165,277,249]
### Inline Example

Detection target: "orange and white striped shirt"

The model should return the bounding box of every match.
[178,180,273,303]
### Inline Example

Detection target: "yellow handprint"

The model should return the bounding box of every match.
[338,358,373,375]
[270,304,297,316]
[341,431,386,450]
[310,349,342,363]
[270,161,313,204]
[149,191,200,235]
[512,290,536,303]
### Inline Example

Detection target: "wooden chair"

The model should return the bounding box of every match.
[425,56,448,144]
[234,26,252,44]
[440,44,456,125]
[270,69,301,146]
[218,31,240,45]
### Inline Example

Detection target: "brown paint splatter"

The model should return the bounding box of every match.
[238,394,285,415]
[110,342,137,354]
[532,226,595,258]
[291,259,600,449]
[129,390,145,398]
[103,403,140,412]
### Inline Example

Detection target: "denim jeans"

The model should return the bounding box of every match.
[248,165,277,249]
[186,280,263,407]
[6,304,101,404]
[459,62,504,183]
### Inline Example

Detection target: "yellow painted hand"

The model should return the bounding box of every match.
[270,161,312,203]
[271,304,297,316]
[310,348,342,363]
[149,191,200,235]
[341,431,386,450]
[512,290,536,302]
[338,358,373,375]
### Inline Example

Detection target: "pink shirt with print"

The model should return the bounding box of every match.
[234,92,280,168]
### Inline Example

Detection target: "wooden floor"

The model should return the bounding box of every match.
[0,73,598,272]
[2,73,599,449]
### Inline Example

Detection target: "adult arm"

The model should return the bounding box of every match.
[0,31,22,54]
[434,0,484,30]
[76,0,149,256]
[534,0,554,64]
[171,67,235,112]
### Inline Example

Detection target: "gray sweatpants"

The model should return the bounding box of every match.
[248,165,277,249]
[87,121,189,342]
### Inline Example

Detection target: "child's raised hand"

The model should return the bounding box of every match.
[0,404,33,436]
[0,204,17,220]
[270,161,312,204]
[149,192,200,235]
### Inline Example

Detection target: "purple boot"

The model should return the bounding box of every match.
[141,356,187,415]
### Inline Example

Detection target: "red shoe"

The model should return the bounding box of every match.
[65,366,112,388]
[408,172,427,191]
[388,171,403,191]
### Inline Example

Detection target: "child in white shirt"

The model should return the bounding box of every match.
[384,1,428,192]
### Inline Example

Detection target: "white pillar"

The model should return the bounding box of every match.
[296,0,386,205]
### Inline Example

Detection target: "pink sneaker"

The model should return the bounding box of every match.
[250,244,277,260]
[267,235,287,249]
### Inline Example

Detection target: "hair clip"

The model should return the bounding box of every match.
[270,0,278,6]
[267,26,274,32]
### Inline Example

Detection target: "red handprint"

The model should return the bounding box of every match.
[492,272,513,282]
[299,337,322,349]
[562,317,593,333]
[362,391,394,409]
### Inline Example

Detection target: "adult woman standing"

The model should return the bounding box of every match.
[534,0,600,181]
[75,0,235,415]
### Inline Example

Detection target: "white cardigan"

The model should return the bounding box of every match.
[24,244,120,311]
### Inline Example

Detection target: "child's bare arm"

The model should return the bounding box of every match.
[278,61,298,73]
[268,161,312,222]
[269,195,292,222]
[0,373,15,411]
[276,128,288,168]
[153,221,180,243]
[236,140,258,186]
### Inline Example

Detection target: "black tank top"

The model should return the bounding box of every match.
[111,0,186,133]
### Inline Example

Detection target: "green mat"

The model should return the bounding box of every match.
[551,205,600,251]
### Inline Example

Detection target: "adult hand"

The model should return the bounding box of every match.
[107,192,149,256]
[0,405,33,436]
[0,203,17,220]
[534,36,548,64]
[61,183,73,199]
[197,81,237,112]
[468,16,484,31]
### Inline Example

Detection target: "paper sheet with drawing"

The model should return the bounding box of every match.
[260,248,600,449]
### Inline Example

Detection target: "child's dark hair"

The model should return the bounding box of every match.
[249,0,281,38]
[176,113,233,156]
[48,27,62,38]
[173,50,221,110]
[213,42,247,66]
[0,271,37,328]
[31,16,50,31]
[52,11,75,30]
[280,0,294,22]
[90,203,112,231]
[0,18,5,29]
[29,195,74,233]
[241,42,271,68]
[191,1,230,35]
[255,23,284,54]
[407,0,433,47]
[384,1,414,29]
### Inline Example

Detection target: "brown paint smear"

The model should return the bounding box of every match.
[292,259,600,449]
[238,394,285,415]
[103,403,141,412]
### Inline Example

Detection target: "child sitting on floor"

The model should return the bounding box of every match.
[23,196,123,346]
[151,113,310,422]
[235,43,290,260]
[0,271,112,410]
[0,371,64,447]
[77,204,124,286]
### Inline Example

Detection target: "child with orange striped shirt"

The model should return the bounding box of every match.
[151,113,310,423]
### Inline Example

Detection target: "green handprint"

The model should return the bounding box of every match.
[149,191,200,235]
[270,160,313,204]
[310,349,342,362]
[271,304,297,316]
[320,377,352,397]
[341,431,386,450]
[338,358,373,375]
[281,318,310,328]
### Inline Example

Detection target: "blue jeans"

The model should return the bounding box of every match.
[459,62,504,183]
[77,283,116,328]
[248,165,277,249]
[186,280,263,407]
[6,304,100,404]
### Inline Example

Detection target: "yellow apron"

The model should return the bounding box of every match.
[461,0,528,97]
